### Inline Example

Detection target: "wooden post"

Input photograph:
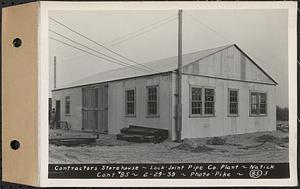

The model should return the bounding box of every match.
[176,10,183,141]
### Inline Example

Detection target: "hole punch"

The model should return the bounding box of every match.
[12,38,22,48]
[10,140,20,150]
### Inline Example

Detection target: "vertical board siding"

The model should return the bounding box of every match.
[108,74,173,138]
[241,54,246,80]
[183,46,274,85]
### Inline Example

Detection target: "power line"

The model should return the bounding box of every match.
[184,11,233,44]
[104,14,177,46]
[49,17,156,72]
[184,11,270,68]
[59,16,177,63]
[60,14,177,61]
[49,29,152,72]
[49,36,149,73]
[107,17,177,47]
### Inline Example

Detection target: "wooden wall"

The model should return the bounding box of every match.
[52,87,82,131]
[181,74,276,139]
[183,45,275,85]
[52,45,277,140]
[108,73,174,138]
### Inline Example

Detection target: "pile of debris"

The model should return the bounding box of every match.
[277,122,289,133]
[239,134,289,150]
[172,140,214,153]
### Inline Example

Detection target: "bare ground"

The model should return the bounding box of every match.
[49,129,288,164]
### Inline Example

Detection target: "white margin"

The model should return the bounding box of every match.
[38,1,298,187]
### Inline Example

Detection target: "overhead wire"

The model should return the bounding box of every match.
[49,29,151,72]
[184,11,270,67]
[184,11,233,44]
[52,14,177,65]
[104,14,177,46]
[56,14,176,60]
[49,17,158,72]
[49,36,150,73]
[107,16,177,47]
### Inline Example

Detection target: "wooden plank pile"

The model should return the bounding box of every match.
[116,125,168,143]
[49,129,97,146]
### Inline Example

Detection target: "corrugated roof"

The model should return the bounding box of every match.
[57,44,232,89]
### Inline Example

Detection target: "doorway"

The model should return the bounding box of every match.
[82,85,108,133]
[55,100,61,128]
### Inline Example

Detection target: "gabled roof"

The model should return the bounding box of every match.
[55,44,277,91]
[233,45,277,85]
[56,44,232,90]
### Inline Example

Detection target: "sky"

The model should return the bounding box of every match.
[49,9,288,107]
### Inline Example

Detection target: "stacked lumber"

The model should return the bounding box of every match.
[49,129,97,146]
[117,125,168,143]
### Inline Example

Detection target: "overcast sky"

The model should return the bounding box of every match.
[49,9,288,107]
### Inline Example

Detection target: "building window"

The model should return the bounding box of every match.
[190,86,215,116]
[147,86,158,116]
[204,88,215,115]
[65,96,70,115]
[228,89,238,116]
[125,89,136,116]
[250,92,267,116]
[191,88,202,115]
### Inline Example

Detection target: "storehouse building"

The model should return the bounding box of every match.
[52,44,277,140]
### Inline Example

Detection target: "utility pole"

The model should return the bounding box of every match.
[54,56,57,89]
[176,9,183,142]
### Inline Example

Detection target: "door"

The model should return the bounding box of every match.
[55,100,61,127]
[82,86,108,133]
[96,87,108,133]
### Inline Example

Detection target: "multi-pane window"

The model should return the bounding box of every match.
[250,92,267,116]
[147,86,158,116]
[65,96,70,115]
[204,88,215,115]
[191,88,202,114]
[228,90,238,116]
[125,89,135,116]
[190,86,215,116]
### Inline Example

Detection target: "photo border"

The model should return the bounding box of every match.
[38,1,298,187]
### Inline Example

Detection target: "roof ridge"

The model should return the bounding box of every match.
[58,44,236,89]
[182,44,234,68]
[142,43,233,65]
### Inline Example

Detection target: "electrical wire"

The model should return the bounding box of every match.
[49,36,150,73]
[184,11,233,44]
[104,14,177,46]
[59,14,177,61]
[49,29,152,72]
[184,11,270,68]
[107,16,177,47]
[49,17,157,72]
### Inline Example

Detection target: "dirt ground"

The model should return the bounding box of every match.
[49,128,289,164]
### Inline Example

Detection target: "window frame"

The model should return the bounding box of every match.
[125,88,136,117]
[190,86,203,116]
[249,91,267,117]
[146,85,159,117]
[65,95,71,116]
[228,89,239,117]
[189,85,215,117]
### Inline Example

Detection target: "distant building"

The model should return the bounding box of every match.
[52,44,277,140]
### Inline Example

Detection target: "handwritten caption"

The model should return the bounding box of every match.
[49,163,289,179]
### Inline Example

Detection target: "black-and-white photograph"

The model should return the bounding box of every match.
[48,8,289,166]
